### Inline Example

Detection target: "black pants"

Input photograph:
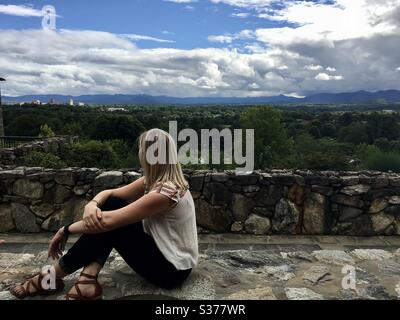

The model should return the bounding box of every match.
[59,196,192,289]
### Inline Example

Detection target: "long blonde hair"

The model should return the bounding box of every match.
[139,129,188,191]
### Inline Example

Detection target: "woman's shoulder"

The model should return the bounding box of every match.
[149,181,188,202]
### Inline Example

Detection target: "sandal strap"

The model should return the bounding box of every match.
[65,275,103,300]
[75,279,98,285]
[80,272,98,279]
[10,283,27,299]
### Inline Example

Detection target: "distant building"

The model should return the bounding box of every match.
[32,99,41,105]
[49,98,56,105]
[107,107,127,112]
[69,99,74,106]
[78,102,85,107]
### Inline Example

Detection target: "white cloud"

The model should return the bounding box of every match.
[284,92,306,99]
[231,12,250,18]
[2,0,400,98]
[249,82,260,89]
[315,73,343,81]
[210,0,275,9]
[208,35,233,43]
[0,4,42,17]
[256,0,399,45]
[208,29,255,43]
[305,64,323,71]
[120,34,175,43]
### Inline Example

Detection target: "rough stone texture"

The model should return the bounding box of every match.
[244,214,271,235]
[231,194,254,222]
[303,193,327,234]
[273,198,300,234]
[371,213,395,234]
[41,198,88,231]
[195,199,232,232]
[11,203,41,232]
[351,249,394,261]
[0,204,14,232]
[339,206,363,222]
[312,250,355,265]
[1,167,400,235]
[94,171,123,188]
[303,266,333,285]
[340,184,370,196]
[1,236,400,300]
[285,288,324,300]
[257,265,295,281]
[30,203,55,219]
[369,198,389,214]
[378,260,400,277]
[13,179,44,199]
[227,287,277,300]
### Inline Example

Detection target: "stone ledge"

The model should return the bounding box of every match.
[1,167,400,236]
[0,240,399,300]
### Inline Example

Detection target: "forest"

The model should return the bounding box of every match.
[3,103,400,172]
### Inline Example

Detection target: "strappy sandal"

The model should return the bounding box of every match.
[65,272,103,300]
[10,272,65,299]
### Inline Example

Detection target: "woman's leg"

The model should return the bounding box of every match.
[109,221,192,289]
[11,196,130,299]
[59,196,130,274]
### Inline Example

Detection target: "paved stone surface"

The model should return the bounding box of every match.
[0,234,399,300]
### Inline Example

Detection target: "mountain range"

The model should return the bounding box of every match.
[3,90,400,105]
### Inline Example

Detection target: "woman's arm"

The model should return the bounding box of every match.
[82,176,146,229]
[100,192,174,231]
[48,187,173,259]
[108,177,146,204]
[60,190,174,235]
[84,177,145,214]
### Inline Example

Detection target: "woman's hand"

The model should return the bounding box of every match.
[83,202,103,232]
[48,228,65,260]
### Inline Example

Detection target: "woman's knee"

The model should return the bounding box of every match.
[99,196,129,211]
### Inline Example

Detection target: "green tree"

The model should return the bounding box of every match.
[320,123,336,138]
[62,122,84,137]
[338,124,369,144]
[23,151,66,169]
[63,140,119,168]
[91,116,144,145]
[39,124,55,138]
[240,106,293,169]
[309,126,321,139]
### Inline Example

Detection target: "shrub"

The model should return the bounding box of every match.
[63,140,118,168]
[39,124,55,138]
[23,151,66,169]
[364,150,400,172]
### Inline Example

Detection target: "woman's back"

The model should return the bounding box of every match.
[142,181,199,270]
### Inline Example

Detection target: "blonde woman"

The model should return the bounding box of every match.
[10,129,198,300]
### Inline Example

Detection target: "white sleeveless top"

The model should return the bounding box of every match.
[142,181,199,270]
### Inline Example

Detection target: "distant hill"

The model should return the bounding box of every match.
[4,90,400,105]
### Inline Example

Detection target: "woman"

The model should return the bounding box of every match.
[10,129,198,300]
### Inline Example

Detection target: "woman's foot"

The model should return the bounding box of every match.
[10,273,65,299]
[65,272,103,300]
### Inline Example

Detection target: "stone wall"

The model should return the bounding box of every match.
[0,136,78,166]
[0,167,399,236]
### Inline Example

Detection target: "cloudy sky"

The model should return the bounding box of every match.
[0,0,399,97]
